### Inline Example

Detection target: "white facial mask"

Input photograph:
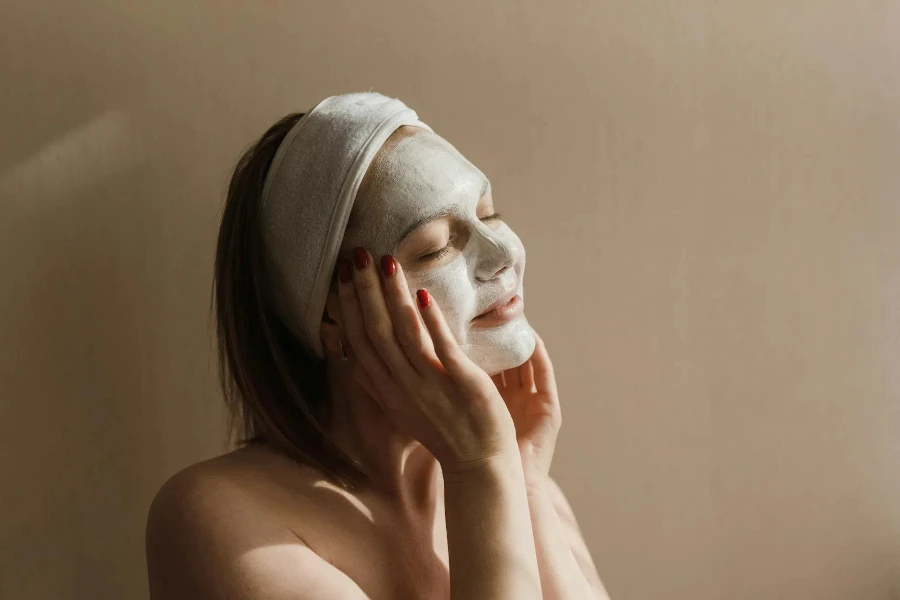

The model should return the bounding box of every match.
[342,128,535,375]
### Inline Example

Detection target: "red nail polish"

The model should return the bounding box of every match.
[338,261,352,283]
[353,247,369,270]
[416,289,430,308]
[380,255,396,277]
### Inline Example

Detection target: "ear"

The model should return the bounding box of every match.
[320,290,345,361]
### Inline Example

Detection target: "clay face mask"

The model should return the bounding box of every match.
[342,128,536,375]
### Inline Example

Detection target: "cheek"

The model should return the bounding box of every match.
[405,255,476,332]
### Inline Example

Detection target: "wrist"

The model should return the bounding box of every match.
[441,443,523,484]
[518,442,553,491]
[523,470,550,497]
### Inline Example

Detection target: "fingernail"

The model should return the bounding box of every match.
[380,255,396,277]
[416,289,430,308]
[352,247,369,270]
[338,261,352,284]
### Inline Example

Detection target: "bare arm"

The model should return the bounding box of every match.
[337,250,545,599]
[527,477,610,600]
[489,330,610,599]
[443,449,543,600]
[146,457,544,600]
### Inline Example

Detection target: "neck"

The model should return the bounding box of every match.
[324,360,442,515]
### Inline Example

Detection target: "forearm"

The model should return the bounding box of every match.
[442,449,543,600]
[526,480,609,600]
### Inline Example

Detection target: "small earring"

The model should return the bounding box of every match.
[339,339,349,362]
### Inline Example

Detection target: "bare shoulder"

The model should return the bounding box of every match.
[145,446,369,600]
[146,444,312,529]
[146,449,267,553]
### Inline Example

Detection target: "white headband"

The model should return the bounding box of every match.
[259,92,434,359]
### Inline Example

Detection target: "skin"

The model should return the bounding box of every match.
[339,126,535,374]
[145,126,610,599]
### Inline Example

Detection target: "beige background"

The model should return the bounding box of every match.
[2,1,899,598]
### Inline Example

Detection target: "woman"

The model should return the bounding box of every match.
[145,92,609,599]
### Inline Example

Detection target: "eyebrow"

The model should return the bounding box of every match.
[395,179,491,248]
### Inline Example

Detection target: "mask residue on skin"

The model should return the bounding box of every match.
[341,127,536,375]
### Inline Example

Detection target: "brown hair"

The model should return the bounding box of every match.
[211,113,367,489]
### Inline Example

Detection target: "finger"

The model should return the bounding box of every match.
[414,288,473,379]
[491,371,507,390]
[337,259,400,401]
[351,248,419,384]
[530,330,557,394]
[518,360,536,393]
[322,323,345,364]
[499,368,520,391]
[377,254,439,375]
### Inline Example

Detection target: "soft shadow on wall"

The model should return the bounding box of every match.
[0,5,228,599]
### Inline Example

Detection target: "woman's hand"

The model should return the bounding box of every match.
[491,330,562,489]
[336,247,518,476]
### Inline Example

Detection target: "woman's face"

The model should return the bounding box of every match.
[338,126,535,375]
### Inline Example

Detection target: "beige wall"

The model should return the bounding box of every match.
[2,1,899,598]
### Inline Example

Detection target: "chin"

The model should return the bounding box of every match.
[464,317,536,376]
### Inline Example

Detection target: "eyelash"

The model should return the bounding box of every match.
[419,213,503,262]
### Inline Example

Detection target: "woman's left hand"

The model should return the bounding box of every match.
[491,328,562,489]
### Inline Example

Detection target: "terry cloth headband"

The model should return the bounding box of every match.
[259,91,434,359]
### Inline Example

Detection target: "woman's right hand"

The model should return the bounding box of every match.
[335,247,518,476]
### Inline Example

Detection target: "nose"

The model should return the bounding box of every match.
[473,227,518,282]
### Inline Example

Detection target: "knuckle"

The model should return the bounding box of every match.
[337,280,357,300]
[395,313,420,348]
[445,352,474,374]
[367,322,394,346]
[355,276,378,292]
[344,326,366,347]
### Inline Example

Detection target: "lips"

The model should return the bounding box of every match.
[474,289,518,319]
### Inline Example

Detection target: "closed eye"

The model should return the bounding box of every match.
[420,246,453,262]
[418,213,503,262]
